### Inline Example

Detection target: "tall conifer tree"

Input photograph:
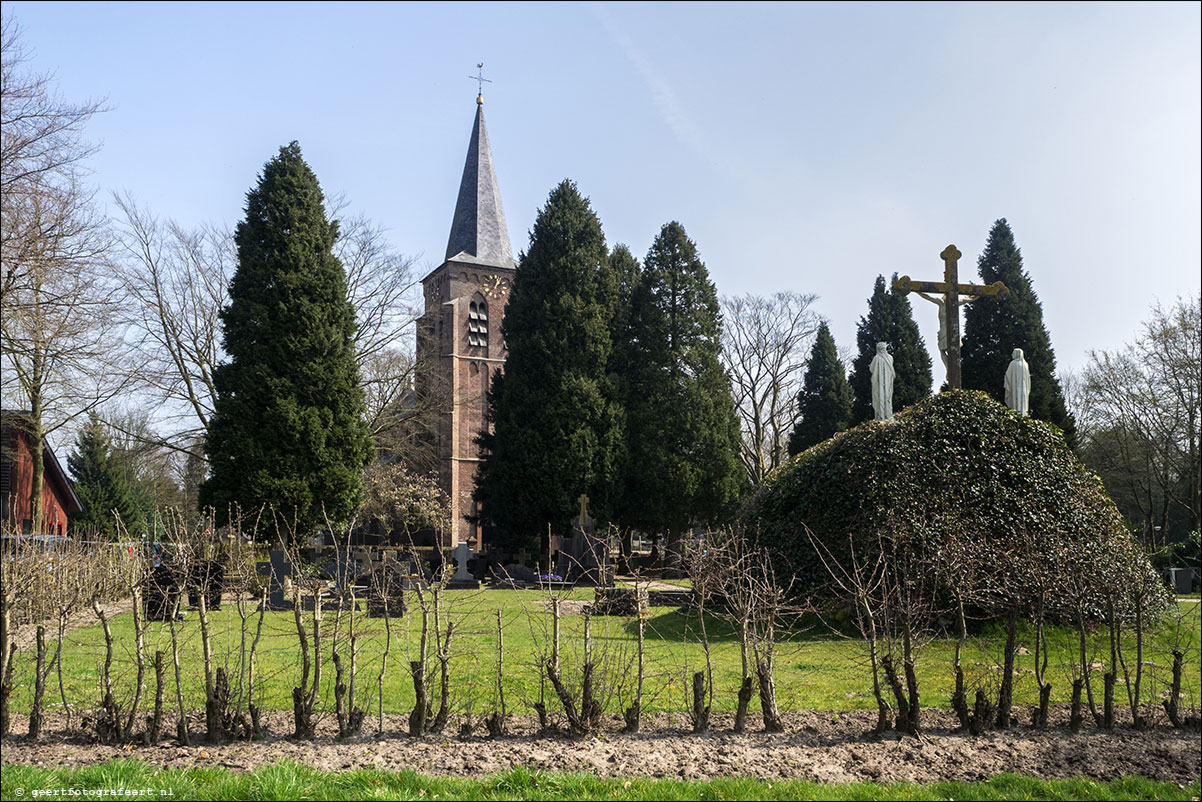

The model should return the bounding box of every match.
[475,180,624,552]
[68,416,142,538]
[788,321,853,455]
[608,244,642,535]
[962,219,1076,445]
[200,142,371,536]
[849,275,933,422]
[622,222,744,544]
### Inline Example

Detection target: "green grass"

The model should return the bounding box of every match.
[7,591,1200,720]
[2,760,1198,801]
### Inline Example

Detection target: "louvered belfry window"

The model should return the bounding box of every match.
[468,297,488,348]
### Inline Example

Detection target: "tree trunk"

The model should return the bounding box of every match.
[1069,678,1084,733]
[29,419,46,533]
[146,651,164,746]
[1078,616,1101,727]
[756,654,783,733]
[57,613,70,731]
[733,676,755,734]
[951,600,969,730]
[487,609,507,737]
[902,627,921,734]
[29,626,47,738]
[124,588,146,741]
[169,616,189,745]
[430,620,455,734]
[623,603,644,734]
[1162,649,1183,728]
[995,608,1018,729]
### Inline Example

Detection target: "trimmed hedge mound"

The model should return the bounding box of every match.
[743,391,1167,619]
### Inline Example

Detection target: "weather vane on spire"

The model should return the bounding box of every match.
[470,63,492,99]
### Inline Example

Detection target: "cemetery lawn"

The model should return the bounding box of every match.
[2,760,1198,801]
[7,591,1200,718]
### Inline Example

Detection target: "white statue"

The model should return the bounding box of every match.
[869,342,895,421]
[1004,347,1031,415]
[915,291,981,368]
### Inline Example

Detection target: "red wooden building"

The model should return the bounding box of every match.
[1,412,83,535]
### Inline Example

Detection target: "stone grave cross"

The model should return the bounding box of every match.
[577,493,595,534]
[894,244,1009,389]
[452,542,474,583]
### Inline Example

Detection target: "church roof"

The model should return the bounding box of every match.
[444,99,516,268]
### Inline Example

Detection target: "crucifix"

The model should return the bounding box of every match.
[470,62,492,98]
[893,245,1009,390]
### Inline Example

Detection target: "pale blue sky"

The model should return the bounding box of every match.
[7,1,1201,379]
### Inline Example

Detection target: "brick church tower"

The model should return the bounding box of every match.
[416,94,516,549]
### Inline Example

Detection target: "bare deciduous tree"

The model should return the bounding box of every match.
[1080,295,1201,547]
[1,20,125,532]
[720,292,821,484]
[109,192,425,463]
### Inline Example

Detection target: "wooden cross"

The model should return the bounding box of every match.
[894,245,1009,390]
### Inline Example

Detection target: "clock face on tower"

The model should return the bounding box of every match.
[484,275,508,300]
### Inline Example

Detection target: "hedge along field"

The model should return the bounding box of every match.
[4,588,1199,725]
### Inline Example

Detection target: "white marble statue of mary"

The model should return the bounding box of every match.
[1004,347,1031,415]
[870,342,895,421]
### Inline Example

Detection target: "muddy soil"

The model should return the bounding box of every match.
[2,707,1198,784]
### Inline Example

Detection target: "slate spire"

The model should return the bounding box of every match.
[445,98,515,267]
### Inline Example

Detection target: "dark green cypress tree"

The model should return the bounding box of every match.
[788,321,854,455]
[474,180,624,552]
[849,275,933,422]
[199,142,371,537]
[962,219,1076,445]
[622,222,745,539]
[68,416,142,538]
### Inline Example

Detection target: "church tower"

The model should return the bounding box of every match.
[416,94,515,549]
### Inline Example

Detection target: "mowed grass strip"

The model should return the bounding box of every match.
[2,760,1199,801]
[7,590,1200,717]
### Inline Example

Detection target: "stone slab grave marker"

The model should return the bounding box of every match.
[255,549,294,610]
[894,245,1009,390]
[448,542,481,589]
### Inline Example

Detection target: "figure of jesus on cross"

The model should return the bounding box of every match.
[894,245,1009,390]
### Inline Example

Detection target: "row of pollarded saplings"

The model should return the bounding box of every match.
[1,524,1198,746]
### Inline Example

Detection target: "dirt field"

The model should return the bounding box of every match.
[2,708,1198,785]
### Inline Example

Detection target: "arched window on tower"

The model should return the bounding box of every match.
[468,294,489,349]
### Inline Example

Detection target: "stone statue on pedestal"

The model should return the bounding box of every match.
[1004,347,1031,415]
[870,342,895,421]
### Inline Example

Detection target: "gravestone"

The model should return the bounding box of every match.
[317,547,366,610]
[447,542,480,589]
[255,550,294,610]
[186,559,224,610]
[143,562,182,621]
[554,493,610,586]
[499,563,537,584]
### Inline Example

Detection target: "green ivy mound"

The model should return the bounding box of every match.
[744,390,1168,620]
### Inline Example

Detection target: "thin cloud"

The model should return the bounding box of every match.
[588,2,721,175]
